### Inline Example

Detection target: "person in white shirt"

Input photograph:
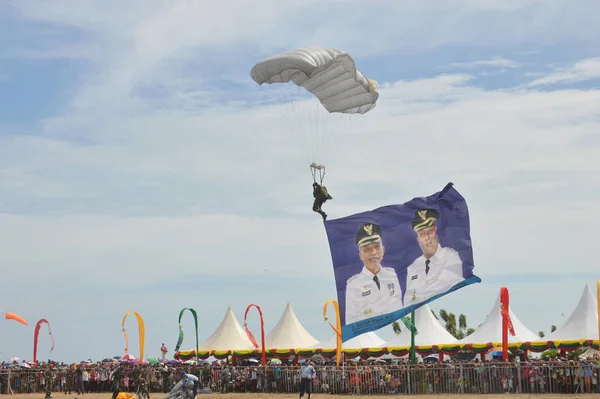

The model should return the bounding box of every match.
[160,343,168,360]
[404,208,464,306]
[345,223,403,324]
[182,371,199,398]
[298,360,316,399]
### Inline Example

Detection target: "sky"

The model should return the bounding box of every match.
[1,0,600,363]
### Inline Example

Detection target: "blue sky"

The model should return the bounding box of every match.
[1,0,600,362]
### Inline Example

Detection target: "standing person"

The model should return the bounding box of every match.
[64,365,74,395]
[160,344,168,361]
[298,360,316,399]
[136,374,151,399]
[110,365,124,399]
[201,364,212,390]
[44,364,54,399]
[76,365,84,395]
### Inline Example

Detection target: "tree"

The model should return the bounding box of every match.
[392,309,474,340]
[392,321,402,335]
[538,325,556,339]
[392,316,417,336]
[541,349,557,360]
[437,309,473,340]
[459,314,467,330]
[542,346,586,360]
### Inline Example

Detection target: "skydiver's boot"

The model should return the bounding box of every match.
[319,210,327,221]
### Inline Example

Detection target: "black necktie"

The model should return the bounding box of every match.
[373,275,380,290]
[425,259,430,275]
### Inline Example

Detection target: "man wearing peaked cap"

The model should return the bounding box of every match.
[404,208,465,306]
[344,222,403,325]
[411,208,440,232]
[355,222,383,246]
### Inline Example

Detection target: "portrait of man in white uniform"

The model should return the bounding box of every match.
[344,223,403,325]
[404,208,464,306]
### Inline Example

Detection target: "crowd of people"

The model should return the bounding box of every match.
[1,355,599,396]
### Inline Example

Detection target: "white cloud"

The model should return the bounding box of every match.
[8,0,600,61]
[2,0,600,362]
[527,57,600,86]
[447,57,521,70]
[2,70,600,360]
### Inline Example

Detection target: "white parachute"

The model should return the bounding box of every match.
[162,379,196,399]
[250,47,379,183]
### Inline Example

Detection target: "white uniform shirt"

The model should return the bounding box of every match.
[298,365,316,379]
[345,266,403,324]
[404,244,464,306]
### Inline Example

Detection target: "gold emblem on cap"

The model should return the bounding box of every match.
[418,210,427,221]
[364,308,372,317]
[363,224,373,235]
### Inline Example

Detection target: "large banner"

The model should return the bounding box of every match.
[324,183,481,341]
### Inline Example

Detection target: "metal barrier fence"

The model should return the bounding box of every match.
[1,362,598,395]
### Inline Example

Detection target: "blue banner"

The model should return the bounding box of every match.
[324,183,481,341]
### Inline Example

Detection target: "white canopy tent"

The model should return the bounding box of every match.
[580,347,599,359]
[199,307,255,351]
[542,283,599,342]
[381,304,457,348]
[312,331,386,349]
[455,292,538,344]
[265,303,319,349]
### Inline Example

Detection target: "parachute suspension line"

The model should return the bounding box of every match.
[251,47,380,181]
[304,92,334,169]
[310,163,326,185]
[272,83,356,179]
[279,86,313,166]
[275,86,329,171]
[275,87,312,163]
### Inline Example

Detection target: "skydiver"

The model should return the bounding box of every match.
[312,182,333,221]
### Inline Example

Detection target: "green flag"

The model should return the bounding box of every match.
[174,308,199,357]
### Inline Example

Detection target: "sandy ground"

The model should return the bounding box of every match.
[5,393,589,399]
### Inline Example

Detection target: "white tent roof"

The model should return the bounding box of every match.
[455,292,538,344]
[199,307,255,351]
[312,331,386,349]
[382,304,457,347]
[265,303,319,349]
[543,283,599,342]
[580,347,599,359]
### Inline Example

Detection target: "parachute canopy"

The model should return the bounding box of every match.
[250,47,379,115]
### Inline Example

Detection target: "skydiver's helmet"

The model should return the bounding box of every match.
[313,182,319,188]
